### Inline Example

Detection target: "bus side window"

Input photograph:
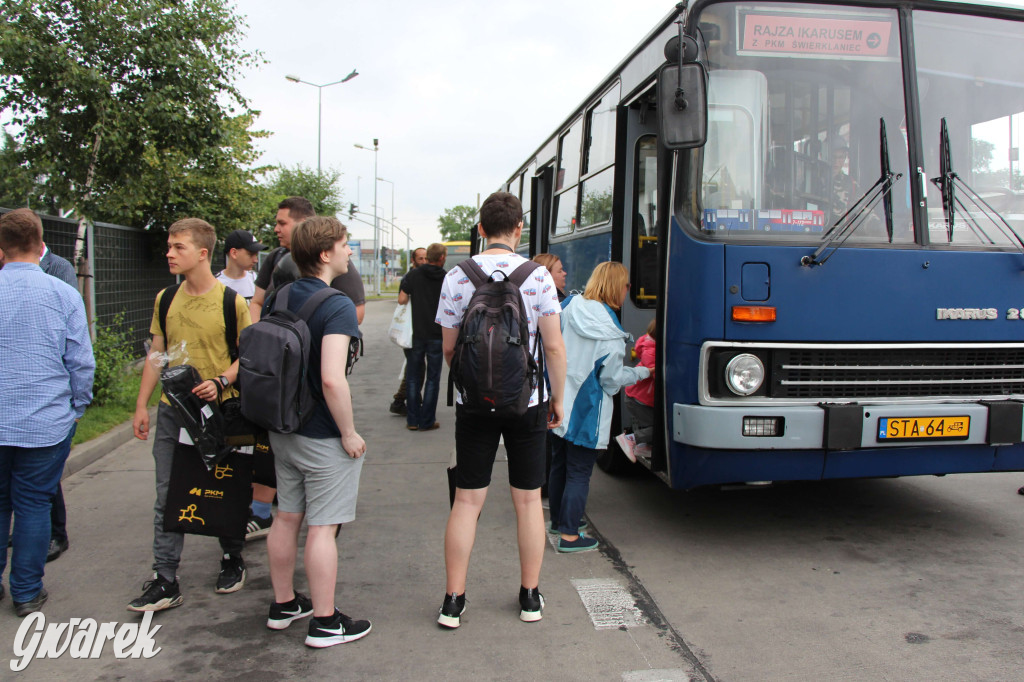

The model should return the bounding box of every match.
[632,135,658,308]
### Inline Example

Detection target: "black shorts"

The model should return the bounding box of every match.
[454,402,548,490]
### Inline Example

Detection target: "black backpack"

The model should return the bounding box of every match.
[449,258,544,418]
[237,284,341,434]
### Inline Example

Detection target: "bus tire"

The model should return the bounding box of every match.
[597,439,634,476]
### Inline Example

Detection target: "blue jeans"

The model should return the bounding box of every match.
[0,426,75,601]
[547,434,599,535]
[406,338,443,430]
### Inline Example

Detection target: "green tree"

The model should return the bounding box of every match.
[264,164,344,219]
[438,205,477,242]
[0,0,267,238]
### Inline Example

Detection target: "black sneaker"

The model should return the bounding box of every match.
[389,399,407,416]
[305,608,372,648]
[437,591,466,629]
[14,588,48,617]
[46,538,69,562]
[127,576,182,612]
[267,591,314,630]
[519,586,544,622]
[215,554,246,594]
[245,514,273,541]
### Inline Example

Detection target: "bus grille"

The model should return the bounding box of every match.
[772,347,1024,399]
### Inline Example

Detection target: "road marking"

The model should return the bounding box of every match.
[571,578,646,629]
[622,669,697,682]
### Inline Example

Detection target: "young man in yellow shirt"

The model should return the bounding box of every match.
[128,218,252,612]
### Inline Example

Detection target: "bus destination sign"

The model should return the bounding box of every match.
[739,11,894,59]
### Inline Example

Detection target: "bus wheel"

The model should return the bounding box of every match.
[597,439,634,476]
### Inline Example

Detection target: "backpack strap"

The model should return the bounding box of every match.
[223,286,239,362]
[507,260,542,287]
[297,286,342,321]
[458,257,489,288]
[157,283,181,342]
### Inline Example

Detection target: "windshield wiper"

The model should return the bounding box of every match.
[931,117,1024,253]
[801,118,903,267]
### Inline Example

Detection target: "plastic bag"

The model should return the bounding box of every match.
[388,302,413,349]
[160,364,232,470]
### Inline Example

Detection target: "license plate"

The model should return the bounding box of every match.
[877,416,970,441]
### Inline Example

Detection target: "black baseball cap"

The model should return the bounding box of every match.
[224,229,266,252]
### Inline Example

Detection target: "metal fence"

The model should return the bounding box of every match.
[0,208,174,357]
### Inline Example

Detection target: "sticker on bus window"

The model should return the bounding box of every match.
[737,9,895,60]
[703,208,825,233]
[756,209,825,233]
[703,208,753,232]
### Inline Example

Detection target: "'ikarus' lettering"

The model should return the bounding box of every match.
[936,308,998,320]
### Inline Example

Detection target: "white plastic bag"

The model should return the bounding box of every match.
[388,303,413,349]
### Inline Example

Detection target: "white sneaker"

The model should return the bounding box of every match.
[614,433,637,463]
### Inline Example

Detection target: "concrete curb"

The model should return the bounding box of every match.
[62,406,155,480]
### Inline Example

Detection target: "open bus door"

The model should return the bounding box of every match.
[532,165,554,255]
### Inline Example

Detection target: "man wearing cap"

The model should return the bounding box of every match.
[217,230,266,302]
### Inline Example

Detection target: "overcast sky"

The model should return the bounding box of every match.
[235,0,676,248]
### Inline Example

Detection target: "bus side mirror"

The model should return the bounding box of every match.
[657,63,708,150]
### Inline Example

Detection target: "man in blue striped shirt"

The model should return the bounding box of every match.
[0,208,94,617]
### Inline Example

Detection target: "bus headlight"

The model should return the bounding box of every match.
[725,354,765,396]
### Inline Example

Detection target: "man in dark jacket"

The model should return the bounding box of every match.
[398,242,446,431]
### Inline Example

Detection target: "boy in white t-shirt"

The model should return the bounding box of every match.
[434,191,567,628]
[216,229,266,301]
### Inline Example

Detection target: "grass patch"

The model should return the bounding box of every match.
[72,372,152,446]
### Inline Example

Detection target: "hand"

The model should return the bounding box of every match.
[133,405,150,440]
[341,432,366,459]
[546,398,564,430]
[192,379,220,402]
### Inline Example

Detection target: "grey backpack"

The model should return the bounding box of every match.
[238,284,340,433]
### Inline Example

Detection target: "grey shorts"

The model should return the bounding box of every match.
[268,431,364,526]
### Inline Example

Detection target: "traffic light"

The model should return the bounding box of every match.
[348,203,357,218]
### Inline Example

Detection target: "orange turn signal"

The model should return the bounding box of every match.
[732,306,776,322]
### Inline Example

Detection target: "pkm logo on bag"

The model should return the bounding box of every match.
[188,487,202,497]
[214,464,233,480]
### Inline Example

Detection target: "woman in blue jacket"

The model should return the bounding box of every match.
[548,262,650,553]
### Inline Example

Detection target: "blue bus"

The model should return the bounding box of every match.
[488,0,1024,489]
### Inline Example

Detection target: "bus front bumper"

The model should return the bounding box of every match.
[673,401,1023,450]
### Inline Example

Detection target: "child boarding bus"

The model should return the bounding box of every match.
[484,0,1024,489]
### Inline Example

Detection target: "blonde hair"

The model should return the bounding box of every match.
[583,261,628,310]
[168,218,216,257]
[532,253,561,272]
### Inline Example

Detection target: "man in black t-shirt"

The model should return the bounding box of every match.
[251,196,365,324]
[398,243,446,431]
[390,247,427,416]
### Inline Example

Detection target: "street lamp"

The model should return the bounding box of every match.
[354,139,381,294]
[377,177,405,267]
[284,69,358,175]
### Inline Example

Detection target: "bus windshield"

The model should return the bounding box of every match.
[915,10,1024,246]
[697,2,914,243]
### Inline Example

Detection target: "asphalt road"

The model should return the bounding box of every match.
[1,298,1021,681]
